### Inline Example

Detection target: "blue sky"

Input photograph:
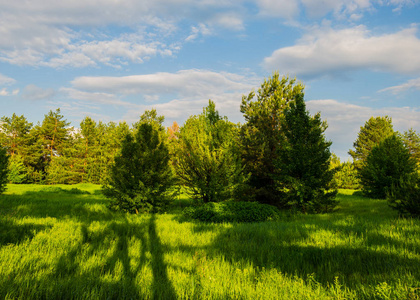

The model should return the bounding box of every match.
[1,0,420,159]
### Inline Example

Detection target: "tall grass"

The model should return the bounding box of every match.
[0,185,419,299]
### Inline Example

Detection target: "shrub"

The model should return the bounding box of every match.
[7,155,28,184]
[182,201,281,223]
[387,175,420,217]
[359,135,416,199]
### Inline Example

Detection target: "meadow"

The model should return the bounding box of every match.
[0,184,419,299]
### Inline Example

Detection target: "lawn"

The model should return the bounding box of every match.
[0,184,419,299]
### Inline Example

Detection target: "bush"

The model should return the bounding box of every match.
[182,201,281,223]
[387,176,420,217]
[7,155,28,184]
[359,135,416,199]
[333,162,360,189]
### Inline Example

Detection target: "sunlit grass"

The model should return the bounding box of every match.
[0,185,419,299]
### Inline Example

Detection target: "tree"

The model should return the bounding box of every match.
[359,135,416,199]
[240,73,304,204]
[103,112,174,213]
[349,116,394,170]
[0,148,8,194]
[176,100,244,203]
[275,93,337,213]
[0,113,33,157]
[387,174,420,218]
[401,129,420,168]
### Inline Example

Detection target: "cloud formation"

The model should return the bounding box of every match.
[1,0,416,68]
[71,69,257,98]
[307,99,420,159]
[263,25,420,78]
[379,77,420,94]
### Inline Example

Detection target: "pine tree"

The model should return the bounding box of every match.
[176,100,244,203]
[359,135,416,199]
[240,73,304,204]
[275,93,337,213]
[103,112,174,213]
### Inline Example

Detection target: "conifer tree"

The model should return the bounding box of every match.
[176,100,244,203]
[359,135,416,199]
[103,111,174,213]
[275,93,337,212]
[240,73,304,204]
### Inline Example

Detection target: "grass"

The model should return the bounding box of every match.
[0,185,419,299]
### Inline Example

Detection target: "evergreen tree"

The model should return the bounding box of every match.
[275,94,337,213]
[103,112,174,213]
[176,100,244,203]
[349,116,394,170]
[240,73,304,204]
[0,148,8,194]
[359,135,416,199]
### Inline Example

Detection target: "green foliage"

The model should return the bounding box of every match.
[330,154,360,189]
[0,148,8,194]
[349,116,394,170]
[401,128,420,169]
[103,114,175,213]
[387,175,420,217]
[175,100,245,203]
[240,73,304,204]
[275,94,338,213]
[182,201,281,223]
[359,135,416,199]
[7,155,28,184]
[0,113,33,157]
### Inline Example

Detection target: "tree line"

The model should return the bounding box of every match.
[1,73,419,216]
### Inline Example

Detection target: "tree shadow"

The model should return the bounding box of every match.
[0,218,50,247]
[209,220,420,292]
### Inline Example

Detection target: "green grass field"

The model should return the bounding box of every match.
[0,184,419,299]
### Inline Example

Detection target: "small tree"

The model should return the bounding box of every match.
[240,73,304,204]
[387,174,420,218]
[349,116,394,170]
[275,93,337,213]
[102,113,174,213]
[0,148,9,194]
[176,100,244,203]
[359,135,416,199]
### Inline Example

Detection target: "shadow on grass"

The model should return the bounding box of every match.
[0,218,51,247]
[3,214,179,299]
[208,219,420,290]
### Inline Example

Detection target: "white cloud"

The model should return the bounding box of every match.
[0,0,247,68]
[263,25,420,78]
[306,99,420,159]
[0,88,19,96]
[378,77,420,94]
[71,69,257,97]
[256,0,300,18]
[22,85,55,100]
[62,69,259,126]
[185,24,212,42]
[0,73,16,85]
